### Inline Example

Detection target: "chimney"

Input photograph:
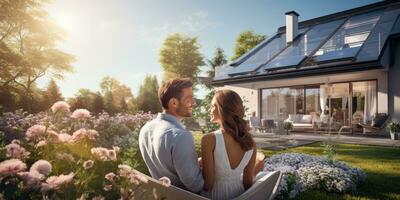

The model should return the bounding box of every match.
[285,11,299,44]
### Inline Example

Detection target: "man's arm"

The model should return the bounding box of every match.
[172,131,204,193]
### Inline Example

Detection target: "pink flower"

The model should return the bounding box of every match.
[159,177,171,187]
[105,172,116,181]
[71,109,91,119]
[92,196,104,200]
[129,173,148,185]
[11,139,21,145]
[5,143,30,159]
[17,172,42,188]
[55,153,76,162]
[51,101,70,113]
[91,147,116,161]
[58,133,73,143]
[103,184,112,191]
[83,160,94,170]
[26,125,46,140]
[91,147,109,161]
[72,129,99,142]
[107,149,117,161]
[30,160,52,177]
[41,172,74,192]
[0,159,27,177]
[112,146,120,153]
[35,140,47,148]
[47,130,60,143]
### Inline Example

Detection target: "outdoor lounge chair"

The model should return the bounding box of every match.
[134,171,282,200]
[357,113,390,134]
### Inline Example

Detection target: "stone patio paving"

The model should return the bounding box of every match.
[253,132,400,150]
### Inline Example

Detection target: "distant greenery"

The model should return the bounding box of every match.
[231,30,267,61]
[159,33,204,83]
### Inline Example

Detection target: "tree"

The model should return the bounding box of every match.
[45,79,63,106]
[231,30,267,61]
[136,75,162,113]
[0,0,75,111]
[100,76,133,112]
[207,48,228,79]
[92,92,104,114]
[159,33,204,82]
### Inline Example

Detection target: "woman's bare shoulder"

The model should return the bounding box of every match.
[201,133,216,147]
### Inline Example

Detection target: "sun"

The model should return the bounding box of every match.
[53,13,76,32]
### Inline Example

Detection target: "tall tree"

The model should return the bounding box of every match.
[159,33,204,82]
[100,76,133,112]
[231,30,266,61]
[46,79,63,105]
[136,75,161,113]
[207,47,228,80]
[0,0,75,111]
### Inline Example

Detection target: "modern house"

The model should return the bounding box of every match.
[212,0,400,134]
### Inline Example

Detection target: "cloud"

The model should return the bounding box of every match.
[181,11,219,32]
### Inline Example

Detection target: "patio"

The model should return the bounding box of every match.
[253,132,400,150]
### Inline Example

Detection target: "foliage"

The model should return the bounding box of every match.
[387,121,400,133]
[231,30,267,61]
[159,33,204,82]
[100,76,133,114]
[0,0,75,112]
[283,121,294,131]
[135,75,162,114]
[206,47,227,83]
[192,90,219,133]
[0,102,161,199]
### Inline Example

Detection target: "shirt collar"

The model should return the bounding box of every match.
[158,112,185,129]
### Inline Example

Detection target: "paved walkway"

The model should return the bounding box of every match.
[253,132,400,148]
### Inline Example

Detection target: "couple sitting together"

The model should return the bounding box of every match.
[139,78,265,200]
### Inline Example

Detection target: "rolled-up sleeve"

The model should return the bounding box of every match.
[172,131,204,193]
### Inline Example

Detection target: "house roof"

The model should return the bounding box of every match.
[212,0,400,86]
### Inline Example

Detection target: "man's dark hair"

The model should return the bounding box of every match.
[158,78,193,110]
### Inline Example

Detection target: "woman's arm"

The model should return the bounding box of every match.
[201,133,216,191]
[242,147,257,190]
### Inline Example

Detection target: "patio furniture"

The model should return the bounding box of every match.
[249,116,261,133]
[284,114,315,131]
[133,171,282,200]
[261,119,276,133]
[357,113,390,135]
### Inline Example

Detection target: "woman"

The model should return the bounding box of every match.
[200,89,259,200]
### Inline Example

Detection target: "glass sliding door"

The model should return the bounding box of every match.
[260,80,376,134]
[261,87,304,120]
[351,81,377,124]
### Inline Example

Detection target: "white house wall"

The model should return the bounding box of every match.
[220,69,388,116]
[215,86,259,117]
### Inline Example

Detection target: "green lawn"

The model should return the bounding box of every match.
[192,132,400,200]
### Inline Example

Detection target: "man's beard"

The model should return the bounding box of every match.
[176,102,192,118]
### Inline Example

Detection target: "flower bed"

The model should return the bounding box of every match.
[0,102,162,199]
[263,153,366,199]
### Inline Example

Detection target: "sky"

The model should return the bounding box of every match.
[40,0,381,99]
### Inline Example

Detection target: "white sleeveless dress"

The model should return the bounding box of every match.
[201,130,254,200]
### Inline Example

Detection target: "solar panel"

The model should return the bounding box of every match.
[356,8,400,62]
[262,18,345,71]
[227,33,287,76]
[308,9,383,64]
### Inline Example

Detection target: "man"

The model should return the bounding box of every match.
[139,78,204,193]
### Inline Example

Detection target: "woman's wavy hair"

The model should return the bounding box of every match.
[214,89,255,151]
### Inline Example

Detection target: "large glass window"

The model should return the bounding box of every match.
[309,10,383,64]
[260,80,377,133]
[352,81,377,123]
[261,87,304,120]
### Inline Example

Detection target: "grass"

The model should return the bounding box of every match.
[191,132,400,200]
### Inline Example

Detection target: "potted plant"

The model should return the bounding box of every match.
[387,122,400,140]
[283,121,293,135]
